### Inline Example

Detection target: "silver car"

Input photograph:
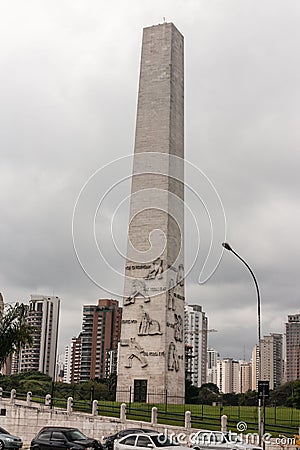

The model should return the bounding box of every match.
[115,433,189,450]
[191,431,262,450]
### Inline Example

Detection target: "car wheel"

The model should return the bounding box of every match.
[0,441,4,450]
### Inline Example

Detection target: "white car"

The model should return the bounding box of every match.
[115,433,189,450]
[191,431,262,450]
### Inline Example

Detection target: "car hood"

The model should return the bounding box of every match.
[236,446,262,450]
[72,439,96,446]
[0,434,22,442]
[164,446,190,450]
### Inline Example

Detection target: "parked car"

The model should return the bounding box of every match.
[191,431,262,450]
[0,427,23,450]
[115,433,188,450]
[103,429,154,450]
[30,427,103,450]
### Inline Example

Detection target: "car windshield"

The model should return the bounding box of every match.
[195,432,244,445]
[0,428,9,435]
[150,435,178,447]
[65,430,88,441]
[224,433,243,444]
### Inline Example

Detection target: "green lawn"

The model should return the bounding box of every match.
[98,401,300,436]
[19,394,300,437]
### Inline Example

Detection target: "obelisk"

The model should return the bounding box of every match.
[116,23,185,404]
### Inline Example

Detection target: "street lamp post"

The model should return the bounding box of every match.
[222,242,263,445]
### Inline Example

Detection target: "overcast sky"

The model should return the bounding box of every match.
[1,0,299,361]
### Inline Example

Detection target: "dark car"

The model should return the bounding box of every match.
[30,427,103,450]
[103,429,154,450]
[0,427,23,450]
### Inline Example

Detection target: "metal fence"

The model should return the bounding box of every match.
[1,387,299,437]
[116,388,185,405]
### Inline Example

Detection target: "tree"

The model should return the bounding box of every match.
[222,392,239,406]
[198,384,220,405]
[185,380,200,404]
[269,381,294,406]
[200,383,220,394]
[287,380,300,408]
[0,303,34,369]
[239,390,258,406]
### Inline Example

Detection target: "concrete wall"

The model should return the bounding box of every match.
[0,395,293,450]
[0,397,188,447]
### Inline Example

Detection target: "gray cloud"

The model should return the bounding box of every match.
[0,0,299,360]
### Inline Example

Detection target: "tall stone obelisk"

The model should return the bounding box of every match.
[117,23,185,404]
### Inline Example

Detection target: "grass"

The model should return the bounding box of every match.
[15,393,300,437]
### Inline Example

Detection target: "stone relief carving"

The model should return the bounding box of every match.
[168,341,179,372]
[167,278,175,310]
[124,279,150,306]
[176,263,184,287]
[174,313,183,342]
[121,338,148,368]
[144,257,164,280]
[138,306,162,336]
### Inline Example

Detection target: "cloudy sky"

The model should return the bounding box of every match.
[1,0,299,361]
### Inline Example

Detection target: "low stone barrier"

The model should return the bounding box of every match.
[0,390,295,450]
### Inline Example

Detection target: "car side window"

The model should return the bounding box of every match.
[52,432,66,441]
[122,436,137,446]
[195,433,210,445]
[38,432,51,441]
[214,433,224,444]
[136,436,152,448]
[0,428,9,435]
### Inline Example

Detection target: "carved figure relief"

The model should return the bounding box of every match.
[144,258,163,280]
[168,342,179,372]
[174,314,183,342]
[138,306,162,336]
[176,264,184,287]
[167,278,175,310]
[124,279,150,306]
[122,338,148,368]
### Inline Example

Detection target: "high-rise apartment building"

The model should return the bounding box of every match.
[55,353,64,382]
[251,345,259,391]
[80,299,122,381]
[240,361,252,393]
[184,305,208,387]
[285,314,300,381]
[19,295,60,379]
[105,349,118,378]
[215,358,252,394]
[260,333,283,389]
[217,358,240,393]
[185,344,194,382]
[71,333,82,383]
[63,345,72,383]
[207,348,219,384]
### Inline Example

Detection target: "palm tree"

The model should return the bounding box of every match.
[0,303,34,369]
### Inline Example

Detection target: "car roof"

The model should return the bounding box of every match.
[120,429,153,433]
[121,433,159,438]
[39,427,79,431]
